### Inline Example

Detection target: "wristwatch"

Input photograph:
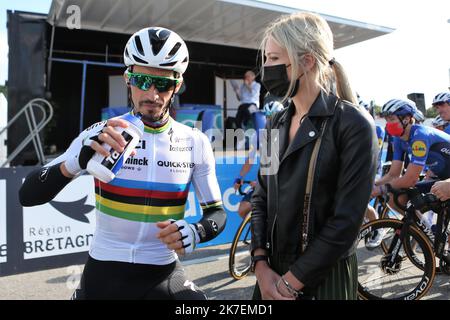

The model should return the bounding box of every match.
[250,255,268,272]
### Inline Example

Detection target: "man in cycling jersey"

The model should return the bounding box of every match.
[371,98,450,205]
[18,27,226,300]
[432,92,450,135]
[432,115,449,132]
[233,100,284,218]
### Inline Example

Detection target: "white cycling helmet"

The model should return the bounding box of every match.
[432,92,450,106]
[413,109,425,123]
[263,100,284,116]
[432,115,449,128]
[357,96,370,111]
[124,27,189,75]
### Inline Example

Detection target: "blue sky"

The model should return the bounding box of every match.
[1,0,449,106]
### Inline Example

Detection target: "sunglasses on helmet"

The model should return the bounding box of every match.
[126,71,180,93]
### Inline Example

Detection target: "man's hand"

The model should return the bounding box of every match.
[431,180,450,201]
[371,185,381,198]
[156,219,200,255]
[62,118,136,177]
[91,118,137,158]
[233,177,243,192]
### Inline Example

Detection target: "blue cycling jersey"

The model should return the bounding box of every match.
[445,125,450,135]
[376,125,385,176]
[376,125,385,149]
[392,124,450,179]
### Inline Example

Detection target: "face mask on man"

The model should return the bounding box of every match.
[386,121,405,137]
[262,64,302,98]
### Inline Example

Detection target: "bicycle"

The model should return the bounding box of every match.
[357,185,450,300]
[228,181,253,280]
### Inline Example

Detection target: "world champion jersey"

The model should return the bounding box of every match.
[48,115,223,265]
[392,124,450,180]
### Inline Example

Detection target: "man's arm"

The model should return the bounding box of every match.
[375,160,403,186]
[19,118,130,207]
[19,162,74,206]
[157,130,226,255]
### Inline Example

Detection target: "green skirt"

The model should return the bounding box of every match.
[252,253,358,300]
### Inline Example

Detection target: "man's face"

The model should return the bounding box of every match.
[385,115,402,124]
[434,102,450,122]
[125,65,181,122]
[244,72,255,83]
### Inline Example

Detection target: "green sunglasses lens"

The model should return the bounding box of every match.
[129,73,177,92]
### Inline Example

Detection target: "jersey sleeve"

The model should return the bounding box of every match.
[409,127,430,167]
[191,130,223,211]
[376,126,385,150]
[45,120,106,169]
[392,137,404,161]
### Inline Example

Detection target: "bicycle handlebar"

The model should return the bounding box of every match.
[385,184,449,213]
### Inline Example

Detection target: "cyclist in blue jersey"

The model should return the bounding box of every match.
[371,98,450,207]
[432,92,450,135]
[18,27,226,300]
[233,100,284,218]
[432,115,449,132]
[367,99,450,247]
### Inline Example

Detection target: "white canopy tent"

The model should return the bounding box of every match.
[48,0,394,50]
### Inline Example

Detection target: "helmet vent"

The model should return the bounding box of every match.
[149,28,170,56]
[159,61,177,67]
[166,42,181,59]
[132,54,148,64]
[134,35,144,56]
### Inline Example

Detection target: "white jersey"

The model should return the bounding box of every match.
[48,115,222,265]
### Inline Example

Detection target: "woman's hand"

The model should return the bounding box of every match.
[254,262,294,300]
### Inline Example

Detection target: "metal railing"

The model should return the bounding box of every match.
[0,98,53,167]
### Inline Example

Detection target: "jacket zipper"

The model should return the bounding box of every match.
[269,215,277,255]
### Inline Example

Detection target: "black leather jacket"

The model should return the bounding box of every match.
[251,91,378,289]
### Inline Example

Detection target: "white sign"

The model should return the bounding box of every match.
[23,175,96,259]
[0,180,6,263]
[0,93,7,167]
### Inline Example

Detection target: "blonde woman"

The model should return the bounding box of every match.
[250,12,378,300]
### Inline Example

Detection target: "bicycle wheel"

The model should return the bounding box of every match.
[229,213,252,280]
[357,219,436,300]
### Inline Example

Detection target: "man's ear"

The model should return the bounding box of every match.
[123,69,130,86]
[403,116,412,125]
[174,79,183,94]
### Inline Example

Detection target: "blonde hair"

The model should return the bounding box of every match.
[260,12,356,104]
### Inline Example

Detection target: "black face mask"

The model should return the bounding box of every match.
[262,64,301,98]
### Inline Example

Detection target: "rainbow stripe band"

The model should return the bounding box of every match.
[95,178,189,223]
[200,200,223,210]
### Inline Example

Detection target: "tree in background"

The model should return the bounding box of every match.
[425,106,438,118]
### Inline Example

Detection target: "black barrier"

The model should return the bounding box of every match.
[0,166,89,277]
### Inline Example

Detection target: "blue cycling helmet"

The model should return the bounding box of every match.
[380,99,417,117]
[432,92,450,106]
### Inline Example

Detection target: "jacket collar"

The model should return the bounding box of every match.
[278,90,337,124]
[277,91,337,162]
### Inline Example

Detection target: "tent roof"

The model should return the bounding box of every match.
[48,0,394,49]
